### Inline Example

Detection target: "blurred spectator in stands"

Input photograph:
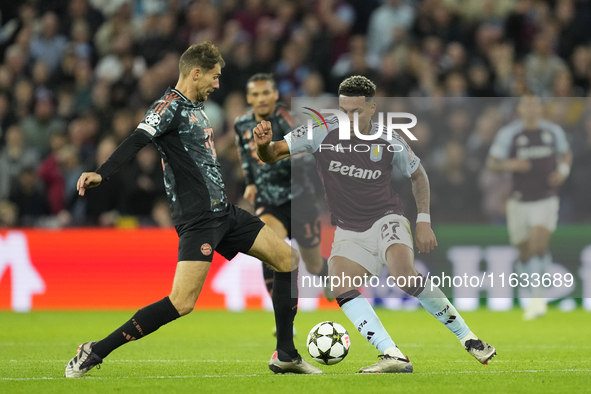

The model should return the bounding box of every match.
[331,35,380,83]
[213,37,253,102]
[57,143,83,207]
[275,38,311,99]
[446,108,473,143]
[130,68,161,108]
[489,41,515,96]
[56,46,78,86]
[413,1,464,44]
[232,0,270,40]
[68,136,124,226]
[148,196,172,227]
[431,140,481,223]
[111,109,135,144]
[0,125,39,200]
[32,61,53,94]
[122,144,165,219]
[526,32,568,97]
[38,130,68,214]
[552,69,578,97]
[440,41,467,74]
[179,1,222,48]
[73,112,100,164]
[0,65,12,94]
[294,13,328,79]
[139,12,183,67]
[94,1,140,58]
[61,0,104,38]
[90,79,113,124]
[555,0,587,61]
[20,92,66,156]
[30,12,67,74]
[73,59,94,112]
[570,45,590,93]
[0,92,14,142]
[56,85,77,122]
[302,71,331,99]
[467,61,496,97]
[466,107,503,167]
[367,0,414,58]
[444,71,469,98]
[69,20,95,65]
[13,79,34,121]
[317,0,355,64]
[452,0,515,24]
[252,38,276,74]
[9,166,51,226]
[95,30,146,83]
[0,3,36,59]
[265,0,298,43]
[4,44,28,79]
[0,200,18,227]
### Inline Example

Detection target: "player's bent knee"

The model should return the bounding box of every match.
[168,295,196,316]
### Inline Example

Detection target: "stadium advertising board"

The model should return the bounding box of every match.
[0,227,590,312]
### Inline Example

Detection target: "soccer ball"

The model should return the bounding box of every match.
[306,321,351,365]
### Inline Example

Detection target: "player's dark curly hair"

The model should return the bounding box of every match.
[338,76,377,100]
[247,73,277,90]
[179,41,225,76]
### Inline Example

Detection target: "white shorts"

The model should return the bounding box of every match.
[506,196,559,246]
[328,214,414,276]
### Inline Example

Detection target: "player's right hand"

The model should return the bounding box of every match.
[77,172,102,196]
[243,184,257,203]
[504,158,532,173]
[253,120,273,146]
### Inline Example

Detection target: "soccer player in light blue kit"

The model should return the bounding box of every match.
[487,95,572,320]
[254,76,496,373]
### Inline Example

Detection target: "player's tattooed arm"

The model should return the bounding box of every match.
[411,164,430,215]
[411,164,437,253]
[253,120,291,163]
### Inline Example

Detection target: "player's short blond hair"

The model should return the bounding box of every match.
[179,41,225,77]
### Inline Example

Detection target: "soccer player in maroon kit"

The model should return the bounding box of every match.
[487,95,572,320]
[254,75,496,373]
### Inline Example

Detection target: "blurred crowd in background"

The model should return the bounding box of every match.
[0,0,590,228]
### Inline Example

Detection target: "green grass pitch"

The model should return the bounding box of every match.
[1,308,590,393]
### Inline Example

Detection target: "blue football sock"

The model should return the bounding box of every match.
[337,290,400,356]
[416,280,471,340]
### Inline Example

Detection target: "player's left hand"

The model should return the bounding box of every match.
[415,222,437,254]
[547,170,567,187]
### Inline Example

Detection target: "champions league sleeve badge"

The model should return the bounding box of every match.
[145,112,162,126]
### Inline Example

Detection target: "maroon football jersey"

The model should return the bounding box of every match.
[286,118,420,231]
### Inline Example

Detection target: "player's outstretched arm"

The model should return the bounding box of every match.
[77,172,102,196]
[410,164,437,254]
[253,120,291,163]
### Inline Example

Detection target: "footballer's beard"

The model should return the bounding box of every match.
[196,89,214,102]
